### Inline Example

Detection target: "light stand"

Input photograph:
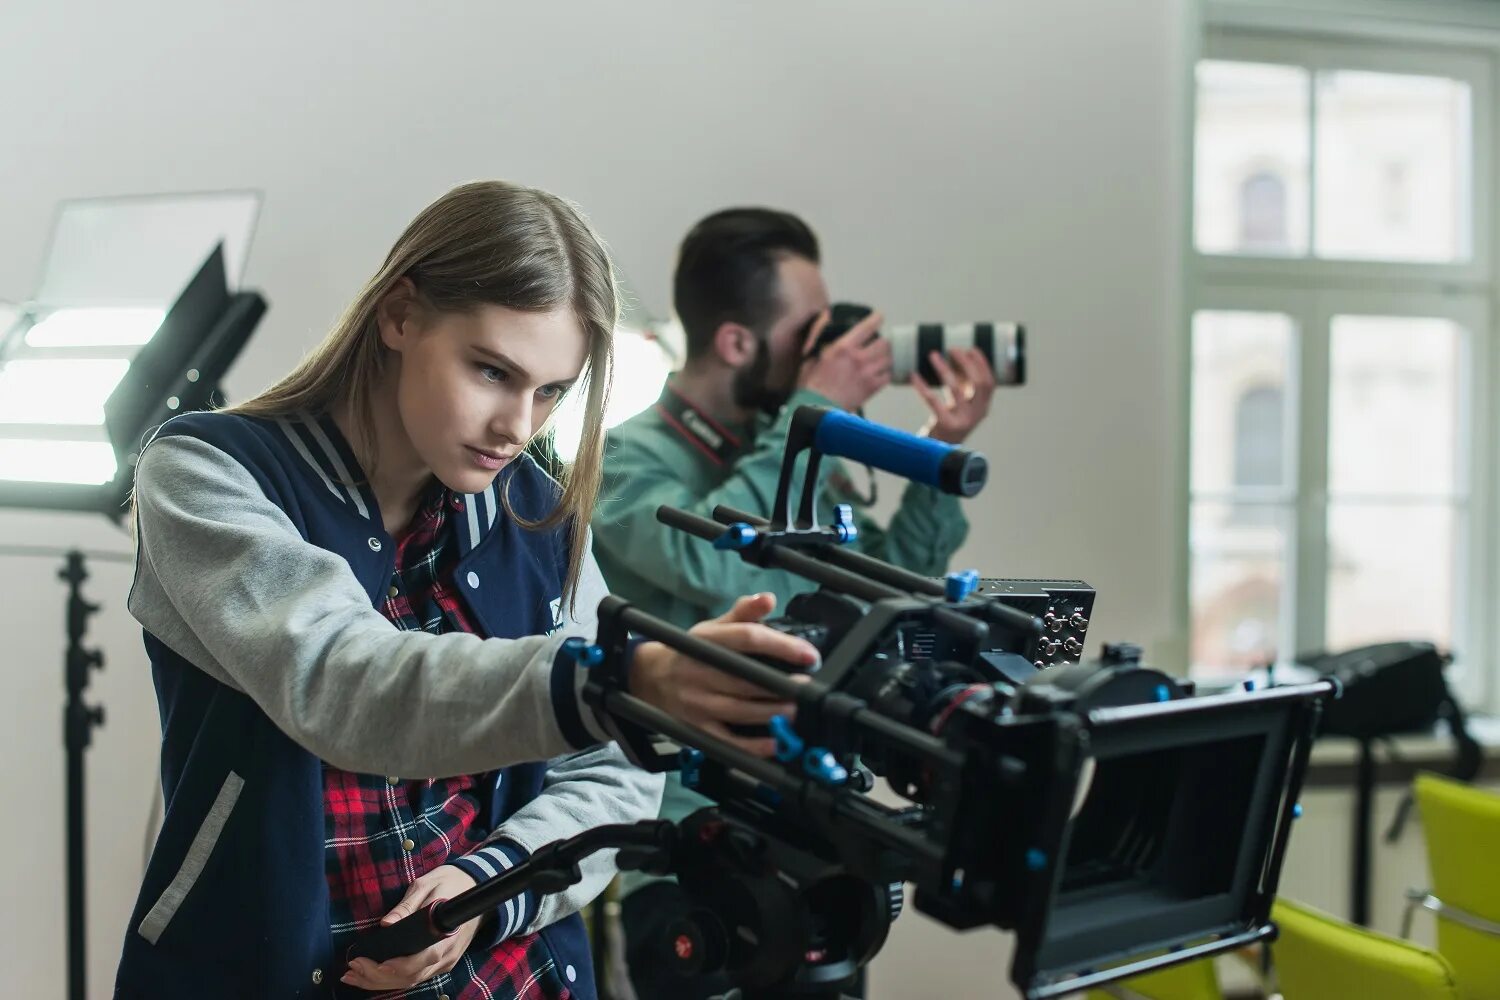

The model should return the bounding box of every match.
[62,550,105,1000]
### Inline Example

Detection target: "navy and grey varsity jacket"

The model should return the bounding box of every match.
[116,410,661,999]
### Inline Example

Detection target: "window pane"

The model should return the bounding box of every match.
[1191,311,1295,494]
[1314,70,1471,262]
[1326,502,1455,650]
[1195,60,1311,255]
[1190,501,1290,677]
[1328,315,1461,497]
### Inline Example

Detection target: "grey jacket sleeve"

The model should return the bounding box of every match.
[128,433,614,778]
[490,744,662,934]
[452,548,664,933]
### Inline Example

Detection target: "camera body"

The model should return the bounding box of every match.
[804,301,1026,387]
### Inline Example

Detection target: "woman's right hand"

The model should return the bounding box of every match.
[627,592,818,756]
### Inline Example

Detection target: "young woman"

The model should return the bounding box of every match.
[117,181,816,1000]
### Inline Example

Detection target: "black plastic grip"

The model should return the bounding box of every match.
[345,900,452,964]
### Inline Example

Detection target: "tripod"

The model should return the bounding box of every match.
[0,543,132,1000]
[61,550,107,1000]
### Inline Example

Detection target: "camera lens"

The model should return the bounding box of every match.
[885,322,1025,387]
[806,304,1026,389]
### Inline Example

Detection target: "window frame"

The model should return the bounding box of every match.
[1187,26,1497,708]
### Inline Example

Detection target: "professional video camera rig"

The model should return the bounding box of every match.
[352,406,1332,1000]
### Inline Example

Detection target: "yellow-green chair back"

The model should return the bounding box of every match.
[1273,897,1460,999]
[1083,957,1222,1000]
[1413,771,1500,999]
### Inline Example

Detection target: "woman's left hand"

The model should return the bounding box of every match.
[342,865,483,991]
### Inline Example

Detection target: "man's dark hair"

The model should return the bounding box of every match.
[673,208,820,361]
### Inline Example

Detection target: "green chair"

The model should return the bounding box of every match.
[1273,897,1460,999]
[1406,772,1500,999]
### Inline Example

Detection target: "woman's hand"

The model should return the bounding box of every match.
[629,593,817,756]
[342,865,483,991]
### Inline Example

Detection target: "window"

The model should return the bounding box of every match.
[1239,173,1289,250]
[1234,385,1284,488]
[1190,310,1294,672]
[1324,315,1463,651]
[1188,31,1492,704]
[1195,59,1310,256]
[1194,47,1478,265]
[1314,70,1471,261]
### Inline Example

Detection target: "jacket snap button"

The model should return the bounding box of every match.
[367,537,382,552]
[311,968,323,984]
[565,964,577,983]
[466,571,480,589]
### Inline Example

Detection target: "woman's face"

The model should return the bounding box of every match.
[382,298,589,495]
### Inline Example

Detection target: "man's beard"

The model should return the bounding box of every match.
[731,334,795,416]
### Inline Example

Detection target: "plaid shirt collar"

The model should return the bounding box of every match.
[381,481,475,635]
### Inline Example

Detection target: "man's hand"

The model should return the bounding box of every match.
[912,347,996,445]
[798,309,892,411]
[629,593,817,757]
[342,866,483,991]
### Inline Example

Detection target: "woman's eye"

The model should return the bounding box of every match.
[477,364,507,384]
[537,385,564,400]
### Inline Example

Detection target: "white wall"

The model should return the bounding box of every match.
[0,2,1192,996]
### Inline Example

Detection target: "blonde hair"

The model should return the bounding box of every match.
[230,180,616,607]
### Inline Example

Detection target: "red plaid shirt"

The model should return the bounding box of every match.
[324,485,572,999]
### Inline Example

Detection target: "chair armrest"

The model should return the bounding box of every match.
[1404,889,1500,939]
